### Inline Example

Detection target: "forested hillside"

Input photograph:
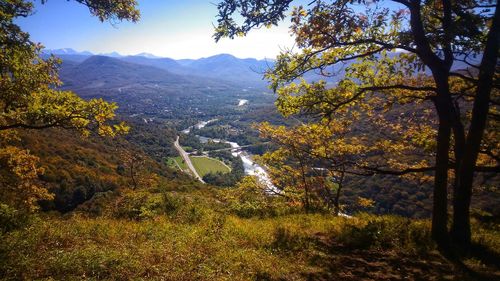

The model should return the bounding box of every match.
[15,120,186,213]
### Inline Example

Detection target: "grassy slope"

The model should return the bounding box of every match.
[1,186,499,281]
[190,156,231,177]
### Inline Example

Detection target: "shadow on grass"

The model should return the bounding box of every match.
[299,235,499,281]
[469,243,500,269]
[436,242,500,281]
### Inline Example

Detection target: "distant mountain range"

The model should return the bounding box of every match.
[47,48,128,58]
[44,48,274,87]
[57,55,248,97]
[45,48,477,90]
[53,53,278,118]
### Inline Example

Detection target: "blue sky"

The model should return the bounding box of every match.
[17,0,298,59]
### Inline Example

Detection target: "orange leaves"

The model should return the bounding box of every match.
[357,196,375,208]
[0,146,53,212]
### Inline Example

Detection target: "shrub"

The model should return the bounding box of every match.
[115,191,163,220]
[221,176,297,218]
[269,226,311,253]
[337,220,382,249]
[162,192,182,215]
[75,190,116,217]
[180,205,205,224]
[0,204,29,233]
[336,214,434,253]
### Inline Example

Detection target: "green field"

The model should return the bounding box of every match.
[190,156,230,177]
[167,156,188,170]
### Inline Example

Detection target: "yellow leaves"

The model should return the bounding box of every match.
[97,125,114,137]
[84,0,140,22]
[275,78,365,119]
[0,146,53,212]
[1,87,127,137]
[114,122,130,134]
[0,130,20,143]
[357,197,375,208]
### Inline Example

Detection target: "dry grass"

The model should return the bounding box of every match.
[1,188,498,281]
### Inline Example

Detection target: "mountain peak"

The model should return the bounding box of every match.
[99,51,123,58]
[58,48,77,54]
[44,48,93,56]
[135,52,162,59]
[212,53,236,58]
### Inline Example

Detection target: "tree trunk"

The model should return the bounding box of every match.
[432,103,452,245]
[333,170,345,216]
[407,2,454,246]
[451,3,500,248]
[300,161,311,212]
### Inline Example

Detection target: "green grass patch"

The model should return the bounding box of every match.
[167,157,188,171]
[165,158,176,168]
[190,156,230,177]
[182,146,193,152]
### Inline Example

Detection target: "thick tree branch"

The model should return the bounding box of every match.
[408,0,445,71]
[391,0,411,8]
[442,0,454,69]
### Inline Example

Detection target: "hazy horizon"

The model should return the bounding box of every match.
[17,0,305,60]
[43,47,278,61]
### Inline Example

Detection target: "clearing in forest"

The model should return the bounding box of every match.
[190,156,231,177]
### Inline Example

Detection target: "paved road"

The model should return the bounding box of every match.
[174,136,205,183]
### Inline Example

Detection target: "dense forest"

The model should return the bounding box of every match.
[1,0,499,280]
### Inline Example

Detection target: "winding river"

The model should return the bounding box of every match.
[182,120,276,191]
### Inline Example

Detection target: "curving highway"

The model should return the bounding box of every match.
[174,136,205,183]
